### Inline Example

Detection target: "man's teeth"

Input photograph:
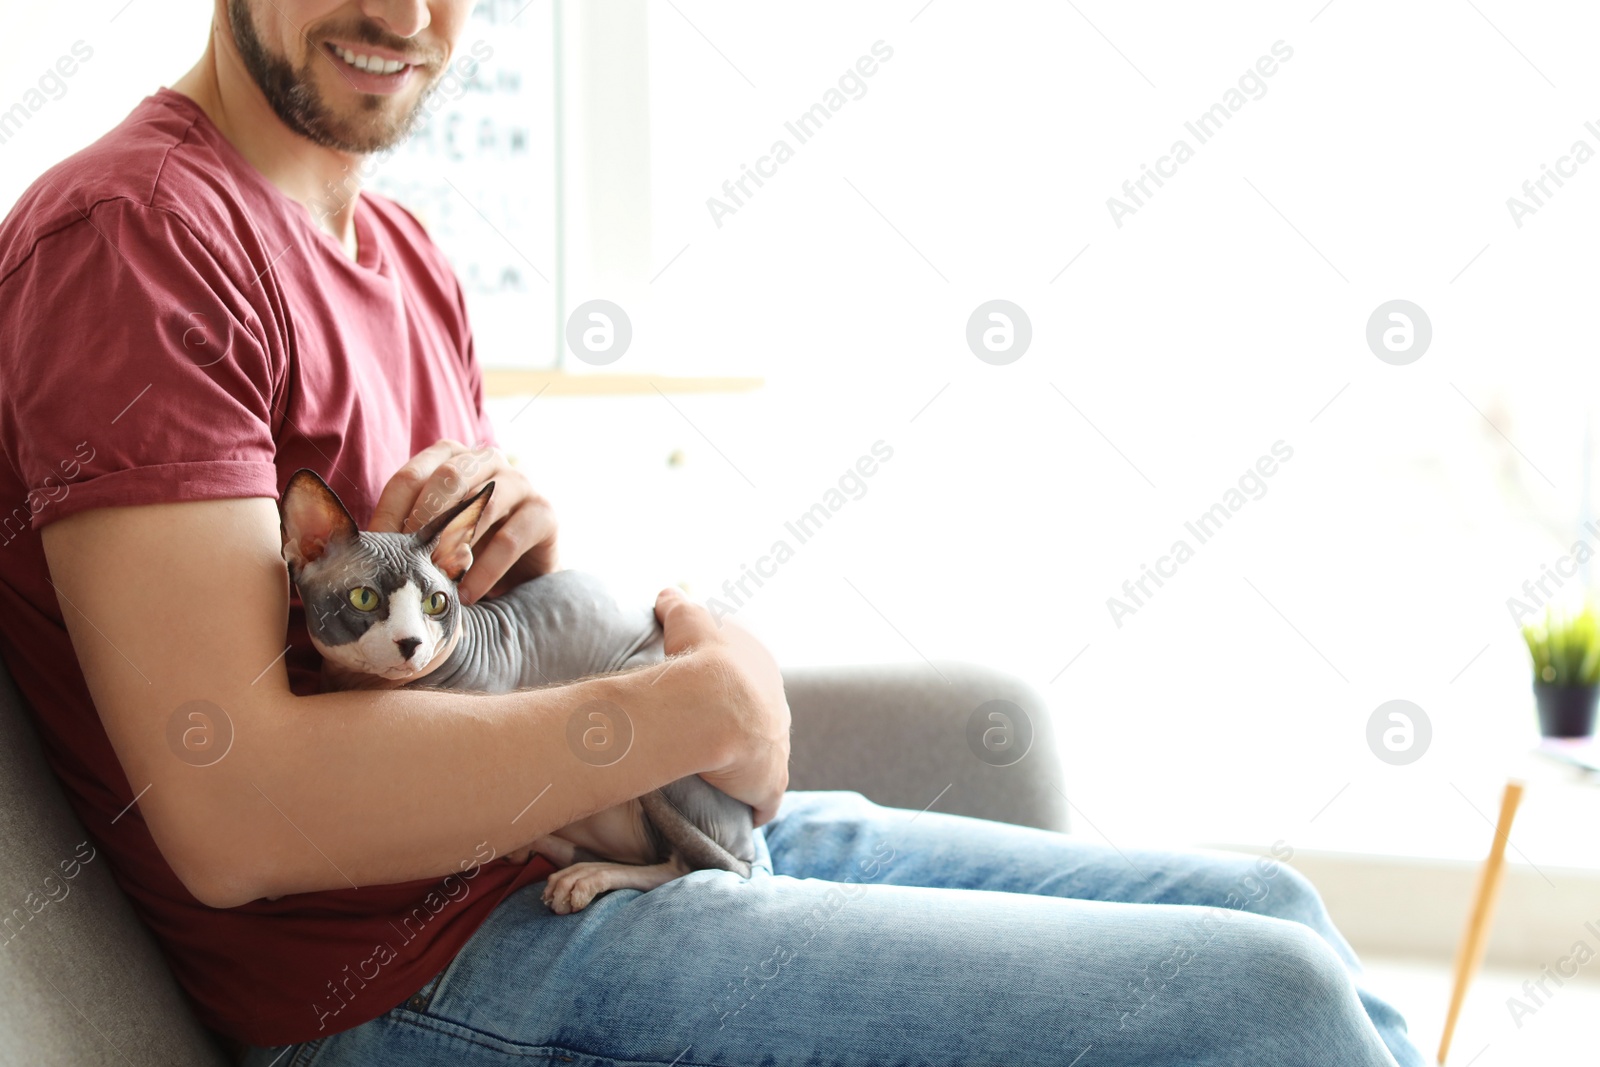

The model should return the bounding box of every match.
[333,46,407,74]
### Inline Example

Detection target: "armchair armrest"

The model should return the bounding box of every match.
[0,656,230,1065]
[781,660,1068,832]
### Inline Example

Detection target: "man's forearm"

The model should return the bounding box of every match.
[176,653,733,907]
[42,499,783,912]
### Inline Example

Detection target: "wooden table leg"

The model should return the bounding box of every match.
[1437,779,1525,1064]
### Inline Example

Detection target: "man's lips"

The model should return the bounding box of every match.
[324,41,420,75]
[320,41,426,95]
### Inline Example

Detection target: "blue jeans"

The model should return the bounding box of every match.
[242,790,1423,1066]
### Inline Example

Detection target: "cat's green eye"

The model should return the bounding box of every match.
[348,586,379,612]
[423,591,449,616]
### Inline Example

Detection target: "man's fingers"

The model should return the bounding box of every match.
[702,764,784,826]
[401,450,501,536]
[368,439,466,532]
[457,505,558,604]
[370,443,563,600]
[516,535,559,582]
[656,588,717,656]
[751,796,780,828]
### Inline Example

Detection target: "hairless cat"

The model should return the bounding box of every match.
[278,469,755,913]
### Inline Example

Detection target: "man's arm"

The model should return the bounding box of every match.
[42,497,789,909]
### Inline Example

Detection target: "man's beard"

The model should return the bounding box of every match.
[226,0,437,153]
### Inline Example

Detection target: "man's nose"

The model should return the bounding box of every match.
[361,1,430,41]
[396,636,421,661]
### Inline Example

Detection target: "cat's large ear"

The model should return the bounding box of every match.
[280,469,359,569]
[414,482,494,582]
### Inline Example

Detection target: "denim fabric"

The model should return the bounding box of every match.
[241,790,1423,1067]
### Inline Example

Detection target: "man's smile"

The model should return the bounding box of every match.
[320,40,425,94]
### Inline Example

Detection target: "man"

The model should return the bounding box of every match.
[0,2,1423,1064]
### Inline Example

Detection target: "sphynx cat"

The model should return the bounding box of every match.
[278,469,755,914]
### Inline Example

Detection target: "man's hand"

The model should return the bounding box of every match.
[654,588,790,826]
[369,439,558,604]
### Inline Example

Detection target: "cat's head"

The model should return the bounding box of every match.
[279,469,493,683]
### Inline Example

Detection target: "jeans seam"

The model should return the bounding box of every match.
[286,1037,327,1067]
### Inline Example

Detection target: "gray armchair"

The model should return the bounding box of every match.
[0,658,1064,1066]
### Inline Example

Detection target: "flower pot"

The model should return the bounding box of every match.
[1533,681,1600,738]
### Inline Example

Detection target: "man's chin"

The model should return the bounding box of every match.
[317,653,430,686]
[312,71,435,151]
[309,107,420,155]
[376,664,425,681]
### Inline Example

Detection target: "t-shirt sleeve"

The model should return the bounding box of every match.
[0,199,282,530]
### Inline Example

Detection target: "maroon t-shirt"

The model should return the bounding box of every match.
[0,88,555,1046]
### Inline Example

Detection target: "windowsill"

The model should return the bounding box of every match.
[482,370,764,397]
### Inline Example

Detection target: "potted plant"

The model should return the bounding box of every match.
[1522,601,1600,737]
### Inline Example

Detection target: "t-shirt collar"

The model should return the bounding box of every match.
[153,86,385,274]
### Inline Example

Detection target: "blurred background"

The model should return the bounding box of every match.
[10,1,1600,1058]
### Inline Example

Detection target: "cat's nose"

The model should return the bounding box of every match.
[396,637,422,661]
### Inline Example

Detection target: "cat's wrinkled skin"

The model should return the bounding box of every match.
[278,469,755,913]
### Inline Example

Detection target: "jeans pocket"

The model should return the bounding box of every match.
[395,967,447,1015]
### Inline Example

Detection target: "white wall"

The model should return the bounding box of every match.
[3,2,210,209]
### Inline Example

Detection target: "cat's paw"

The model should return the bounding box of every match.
[540,858,687,915]
[541,862,615,914]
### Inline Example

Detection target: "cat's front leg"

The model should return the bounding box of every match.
[542,855,690,914]
[504,841,551,865]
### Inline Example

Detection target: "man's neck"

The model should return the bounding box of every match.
[172,27,364,260]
